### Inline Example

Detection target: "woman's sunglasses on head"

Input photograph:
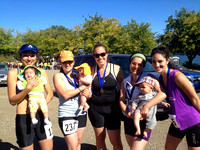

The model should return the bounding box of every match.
[93,53,106,58]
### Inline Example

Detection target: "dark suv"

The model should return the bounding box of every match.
[74,54,169,120]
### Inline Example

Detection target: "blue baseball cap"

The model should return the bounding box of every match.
[20,44,38,54]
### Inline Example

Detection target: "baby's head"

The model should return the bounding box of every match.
[135,76,155,94]
[24,66,39,81]
[74,63,91,76]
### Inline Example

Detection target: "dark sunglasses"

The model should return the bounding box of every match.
[93,53,107,58]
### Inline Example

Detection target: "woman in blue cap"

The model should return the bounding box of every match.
[7,44,53,150]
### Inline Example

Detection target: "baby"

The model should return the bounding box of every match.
[17,65,51,125]
[129,76,157,138]
[75,63,92,112]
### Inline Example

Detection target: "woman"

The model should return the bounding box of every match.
[7,44,53,150]
[119,53,166,150]
[88,44,123,150]
[53,50,89,150]
[151,46,200,150]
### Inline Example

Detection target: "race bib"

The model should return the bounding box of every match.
[63,120,79,135]
[44,124,53,139]
[169,114,180,128]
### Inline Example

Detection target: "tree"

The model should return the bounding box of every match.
[0,27,16,55]
[120,19,156,54]
[75,14,122,54]
[159,8,200,67]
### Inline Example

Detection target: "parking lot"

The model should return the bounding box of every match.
[0,70,190,150]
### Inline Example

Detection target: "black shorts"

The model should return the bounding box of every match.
[168,123,200,147]
[16,111,53,148]
[58,114,87,136]
[123,116,151,141]
[88,104,121,130]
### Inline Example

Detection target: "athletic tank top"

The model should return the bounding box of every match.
[168,70,200,130]
[57,73,85,117]
[90,63,117,106]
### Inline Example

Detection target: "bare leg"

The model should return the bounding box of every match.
[30,112,38,125]
[93,127,107,150]
[143,128,151,138]
[83,102,90,112]
[64,132,79,150]
[38,139,53,150]
[79,95,87,111]
[165,134,182,150]
[107,129,123,150]
[19,144,34,150]
[134,112,141,135]
[125,134,148,150]
[77,127,86,150]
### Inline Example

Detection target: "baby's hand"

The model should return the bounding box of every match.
[131,105,136,112]
[161,102,170,108]
[26,77,39,90]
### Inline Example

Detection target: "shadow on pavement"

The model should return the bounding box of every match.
[33,136,96,150]
[0,139,19,150]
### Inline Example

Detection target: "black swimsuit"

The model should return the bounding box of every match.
[88,64,121,129]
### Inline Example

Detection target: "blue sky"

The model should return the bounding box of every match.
[1,0,200,35]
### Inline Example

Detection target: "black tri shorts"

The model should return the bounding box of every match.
[168,122,200,147]
[88,103,121,130]
[123,116,151,141]
[58,114,87,136]
[15,111,53,148]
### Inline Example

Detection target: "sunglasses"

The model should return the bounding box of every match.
[93,53,107,58]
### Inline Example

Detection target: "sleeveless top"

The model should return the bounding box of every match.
[90,63,117,106]
[167,70,200,130]
[57,73,85,118]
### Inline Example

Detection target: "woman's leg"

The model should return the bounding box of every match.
[19,144,34,150]
[64,132,79,150]
[77,127,86,150]
[93,127,107,150]
[165,134,183,150]
[125,134,147,150]
[38,139,53,150]
[107,129,123,150]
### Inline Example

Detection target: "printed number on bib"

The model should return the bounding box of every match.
[63,120,79,135]
[44,124,53,139]
[169,114,180,128]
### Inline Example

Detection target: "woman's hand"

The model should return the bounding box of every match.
[139,105,149,120]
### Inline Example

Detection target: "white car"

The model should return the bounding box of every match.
[0,63,9,85]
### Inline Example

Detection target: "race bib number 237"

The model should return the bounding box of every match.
[63,120,79,135]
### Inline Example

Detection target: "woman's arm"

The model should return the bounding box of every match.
[7,69,39,105]
[53,73,87,100]
[119,80,131,117]
[175,72,200,113]
[40,68,53,104]
[114,64,124,87]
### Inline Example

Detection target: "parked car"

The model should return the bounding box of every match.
[74,54,169,120]
[0,63,9,85]
[146,56,200,92]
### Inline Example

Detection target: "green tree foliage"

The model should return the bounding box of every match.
[0,27,16,55]
[159,8,200,67]
[75,14,122,54]
[1,15,156,59]
[120,19,156,54]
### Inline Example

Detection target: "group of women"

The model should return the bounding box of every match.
[7,43,200,150]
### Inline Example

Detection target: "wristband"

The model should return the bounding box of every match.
[78,87,82,92]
